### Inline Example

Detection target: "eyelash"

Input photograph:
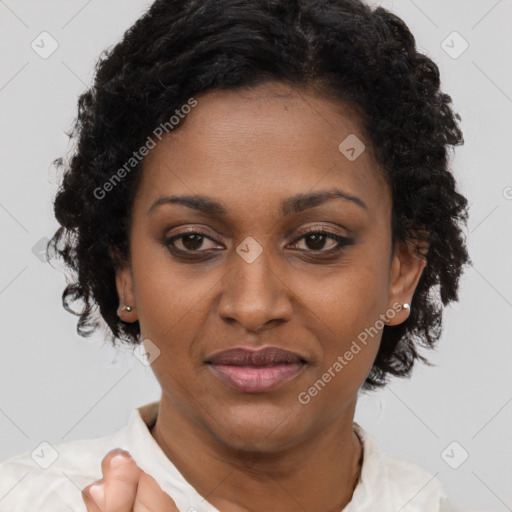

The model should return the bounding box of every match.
[163,228,353,257]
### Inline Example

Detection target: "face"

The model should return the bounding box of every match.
[115,82,425,452]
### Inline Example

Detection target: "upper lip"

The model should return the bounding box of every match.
[206,346,306,366]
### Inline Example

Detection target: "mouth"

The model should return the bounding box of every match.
[205,347,307,393]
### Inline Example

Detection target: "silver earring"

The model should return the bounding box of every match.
[120,289,133,313]
[402,303,410,311]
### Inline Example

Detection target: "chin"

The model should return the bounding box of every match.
[206,402,308,453]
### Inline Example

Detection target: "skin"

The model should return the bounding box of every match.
[82,450,178,511]
[84,81,426,512]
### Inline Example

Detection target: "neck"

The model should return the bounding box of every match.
[150,393,363,512]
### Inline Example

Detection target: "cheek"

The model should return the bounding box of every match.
[298,300,382,414]
[130,240,211,360]
[315,256,390,339]
[302,256,391,391]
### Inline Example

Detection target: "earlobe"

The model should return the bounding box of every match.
[385,240,427,326]
[109,246,138,322]
[114,264,138,322]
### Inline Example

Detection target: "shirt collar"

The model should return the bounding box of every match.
[126,401,221,512]
[127,402,379,512]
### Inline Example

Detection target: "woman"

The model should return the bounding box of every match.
[0,0,470,510]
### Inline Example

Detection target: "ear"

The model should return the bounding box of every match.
[385,237,428,326]
[110,247,138,323]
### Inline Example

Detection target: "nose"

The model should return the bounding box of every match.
[218,245,292,332]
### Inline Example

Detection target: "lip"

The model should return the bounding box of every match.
[205,347,307,393]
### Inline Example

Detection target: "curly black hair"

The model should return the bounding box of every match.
[46,0,471,391]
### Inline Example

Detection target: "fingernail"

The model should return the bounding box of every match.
[108,448,129,458]
[88,483,105,507]
[110,454,127,468]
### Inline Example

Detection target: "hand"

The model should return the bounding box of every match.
[82,448,179,511]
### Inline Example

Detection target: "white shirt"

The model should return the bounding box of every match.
[0,401,454,511]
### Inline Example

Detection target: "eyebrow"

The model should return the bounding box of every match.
[147,188,368,217]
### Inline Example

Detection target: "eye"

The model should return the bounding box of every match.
[164,232,222,252]
[289,229,353,253]
[163,227,353,257]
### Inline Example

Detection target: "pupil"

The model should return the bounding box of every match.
[307,233,325,250]
[183,234,203,250]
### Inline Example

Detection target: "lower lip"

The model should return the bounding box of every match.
[208,363,305,392]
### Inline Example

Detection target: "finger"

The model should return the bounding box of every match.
[81,449,141,512]
[82,480,104,511]
[102,450,141,511]
[133,471,180,512]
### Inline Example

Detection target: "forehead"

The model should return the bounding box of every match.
[135,82,390,218]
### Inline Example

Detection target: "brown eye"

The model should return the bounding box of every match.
[290,230,353,253]
[164,232,221,252]
[176,233,205,251]
[299,232,337,251]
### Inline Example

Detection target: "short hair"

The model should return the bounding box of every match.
[47,0,471,391]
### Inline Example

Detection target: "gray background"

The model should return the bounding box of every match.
[1,1,511,511]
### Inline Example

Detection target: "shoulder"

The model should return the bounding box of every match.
[380,448,451,510]
[351,424,454,512]
[0,429,127,512]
